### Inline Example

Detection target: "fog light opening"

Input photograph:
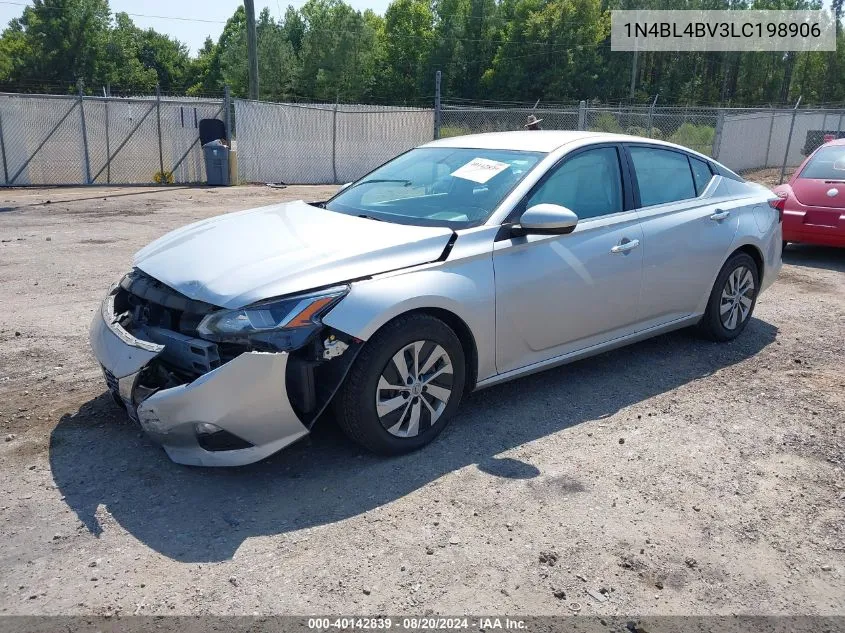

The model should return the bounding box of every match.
[194,424,254,452]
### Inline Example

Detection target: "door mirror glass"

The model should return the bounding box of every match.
[519,204,579,234]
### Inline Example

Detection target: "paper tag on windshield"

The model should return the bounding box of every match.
[450,158,510,184]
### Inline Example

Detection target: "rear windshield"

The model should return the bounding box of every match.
[800,145,845,180]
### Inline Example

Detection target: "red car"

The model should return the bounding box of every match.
[774,138,845,248]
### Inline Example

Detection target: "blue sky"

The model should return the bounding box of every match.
[0,0,393,55]
[0,0,836,56]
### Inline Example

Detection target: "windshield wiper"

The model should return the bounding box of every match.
[357,214,384,222]
[345,179,412,191]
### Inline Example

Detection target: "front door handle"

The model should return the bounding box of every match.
[610,238,640,254]
[710,209,731,221]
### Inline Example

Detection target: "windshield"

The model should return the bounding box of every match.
[325,147,545,228]
[801,145,845,180]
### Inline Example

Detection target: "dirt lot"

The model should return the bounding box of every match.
[0,182,843,617]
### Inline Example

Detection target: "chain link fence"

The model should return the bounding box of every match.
[440,102,721,156]
[233,100,433,185]
[2,89,843,187]
[439,101,845,179]
[440,105,580,138]
[0,92,223,186]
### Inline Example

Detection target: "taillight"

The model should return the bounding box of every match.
[769,194,786,222]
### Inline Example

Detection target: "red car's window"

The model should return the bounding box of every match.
[800,145,845,180]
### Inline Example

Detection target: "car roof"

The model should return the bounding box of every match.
[821,138,845,147]
[422,130,707,156]
[423,131,603,152]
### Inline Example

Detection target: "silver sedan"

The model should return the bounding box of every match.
[90,131,782,466]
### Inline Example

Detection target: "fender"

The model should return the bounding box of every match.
[322,226,500,383]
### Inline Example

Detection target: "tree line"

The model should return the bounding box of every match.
[1,0,844,105]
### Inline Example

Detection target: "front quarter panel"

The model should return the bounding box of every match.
[322,226,498,383]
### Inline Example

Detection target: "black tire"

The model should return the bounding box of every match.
[333,313,466,455]
[698,252,760,342]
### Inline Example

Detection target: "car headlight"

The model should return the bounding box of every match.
[197,285,348,342]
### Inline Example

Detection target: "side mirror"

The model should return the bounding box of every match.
[518,204,579,235]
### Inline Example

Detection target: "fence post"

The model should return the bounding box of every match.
[0,108,8,185]
[836,111,843,139]
[712,110,725,160]
[647,94,658,138]
[434,70,442,140]
[156,83,165,181]
[78,80,92,184]
[104,83,111,182]
[224,85,232,144]
[331,102,338,184]
[764,107,776,167]
[779,96,802,185]
[578,101,586,131]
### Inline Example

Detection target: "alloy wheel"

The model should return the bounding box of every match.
[375,340,454,438]
[719,265,755,330]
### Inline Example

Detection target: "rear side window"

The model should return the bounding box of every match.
[800,145,845,180]
[629,146,696,206]
[525,147,623,220]
[689,157,713,194]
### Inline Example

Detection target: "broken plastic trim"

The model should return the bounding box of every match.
[287,335,364,430]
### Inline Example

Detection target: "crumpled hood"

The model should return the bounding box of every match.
[133,200,454,309]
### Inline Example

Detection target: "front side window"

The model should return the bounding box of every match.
[629,146,696,206]
[799,145,845,180]
[326,147,545,228]
[524,147,624,220]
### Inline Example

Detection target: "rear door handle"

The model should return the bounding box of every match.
[610,238,640,254]
[710,209,731,221]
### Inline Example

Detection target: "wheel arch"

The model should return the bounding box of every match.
[358,307,479,394]
[731,243,765,280]
[695,241,767,316]
[321,260,497,388]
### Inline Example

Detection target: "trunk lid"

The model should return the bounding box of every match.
[792,179,845,210]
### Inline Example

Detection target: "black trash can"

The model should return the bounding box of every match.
[203,140,230,186]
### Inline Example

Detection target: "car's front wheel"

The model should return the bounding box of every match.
[698,252,760,341]
[333,313,466,455]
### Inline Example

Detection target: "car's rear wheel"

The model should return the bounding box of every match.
[333,313,466,455]
[698,252,759,341]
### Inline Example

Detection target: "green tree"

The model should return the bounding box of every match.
[0,19,29,83]
[7,0,112,90]
[481,0,607,102]
[380,0,434,101]
[1,0,845,106]
[298,0,380,101]
[186,37,223,96]
[102,13,158,92]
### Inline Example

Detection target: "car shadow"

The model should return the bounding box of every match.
[783,243,845,273]
[50,319,777,562]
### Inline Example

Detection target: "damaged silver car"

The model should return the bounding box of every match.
[91,131,782,466]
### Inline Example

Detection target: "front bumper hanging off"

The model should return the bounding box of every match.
[89,294,311,467]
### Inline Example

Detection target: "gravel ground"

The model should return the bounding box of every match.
[0,182,843,617]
